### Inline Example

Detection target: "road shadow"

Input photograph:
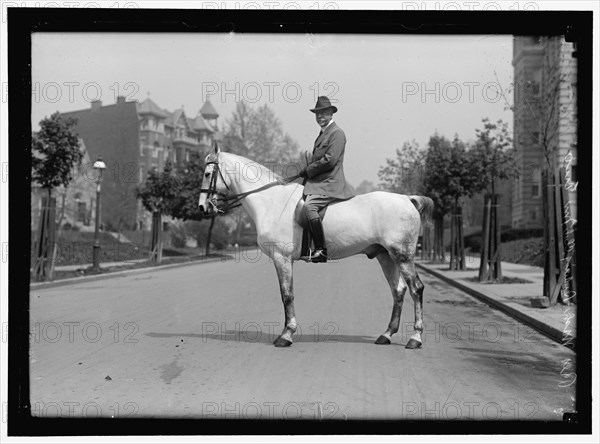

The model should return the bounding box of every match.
[146,330,406,346]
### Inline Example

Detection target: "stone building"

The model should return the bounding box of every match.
[511,35,577,228]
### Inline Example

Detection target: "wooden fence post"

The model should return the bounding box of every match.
[559,167,577,304]
[34,196,56,281]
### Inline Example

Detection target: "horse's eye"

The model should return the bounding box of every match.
[205,172,211,178]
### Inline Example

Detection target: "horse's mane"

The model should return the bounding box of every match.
[219,152,283,181]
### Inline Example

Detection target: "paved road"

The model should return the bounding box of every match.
[30,251,576,420]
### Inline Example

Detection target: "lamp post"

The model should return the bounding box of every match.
[91,157,106,271]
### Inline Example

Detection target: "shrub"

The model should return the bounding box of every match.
[464,227,543,253]
[500,228,544,242]
[169,223,188,248]
[187,219,230,251]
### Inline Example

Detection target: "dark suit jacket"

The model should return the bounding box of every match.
[303,122,356,200]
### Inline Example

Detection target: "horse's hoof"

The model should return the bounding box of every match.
[272,335,281,345]
[405,339,422,349]
[374,335,391,345]
[274,337,293,347]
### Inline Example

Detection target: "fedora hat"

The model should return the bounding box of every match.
[310,96,338,113]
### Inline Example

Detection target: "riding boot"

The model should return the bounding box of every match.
[308,217,327,263]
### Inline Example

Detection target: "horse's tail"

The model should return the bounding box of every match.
[409,195,434,227]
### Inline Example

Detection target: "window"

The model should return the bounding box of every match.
[77,202,87,223]
[532,184,540,198]
[531,210,537,221]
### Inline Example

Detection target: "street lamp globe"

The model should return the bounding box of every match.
[93,157,106,176]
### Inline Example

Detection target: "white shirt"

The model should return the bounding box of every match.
[320,119,334,133]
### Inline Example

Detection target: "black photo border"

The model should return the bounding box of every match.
[7,6,593,437]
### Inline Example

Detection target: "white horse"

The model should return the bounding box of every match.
[198,150,433,348]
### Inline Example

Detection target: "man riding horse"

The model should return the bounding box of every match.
[296,96,355,263]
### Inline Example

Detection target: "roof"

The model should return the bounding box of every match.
[137,98,168,118]
[200,99,219,118]
[165,108,187,128]
[192,114,214,132]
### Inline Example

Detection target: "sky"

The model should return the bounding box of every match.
[31,32,514,187]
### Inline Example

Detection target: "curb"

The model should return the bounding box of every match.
[30,256,230,290]
[415,263,572,348]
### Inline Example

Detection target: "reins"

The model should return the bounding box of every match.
[200,160,302,214]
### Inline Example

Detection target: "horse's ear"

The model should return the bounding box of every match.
[213,140,220,154]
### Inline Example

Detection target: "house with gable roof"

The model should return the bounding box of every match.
[59,95,221,232]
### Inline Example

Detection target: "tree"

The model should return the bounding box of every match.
[32,112,83,193]
[378,140,425,194]
[136,160,180,263]
[421,134,480,268]
[169,151,221,256]
[222,101,301,166]
[32,112,83,280]
[470,118,518,281]
[355,180,378,195]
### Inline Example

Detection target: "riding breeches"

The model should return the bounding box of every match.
[303,194,337,221]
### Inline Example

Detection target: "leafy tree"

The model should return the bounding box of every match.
[170,152,206,221]
[422,134,480,267]
[470,118,517,196]
[222,101,300,166]
[355,180,379,195]
[137,160,180,215]
[470,118,518,281]
[378,140,425,194]
[136,160,181,263]
[169,151,223,256]
[32,112,83,280]
[32,112,83,197]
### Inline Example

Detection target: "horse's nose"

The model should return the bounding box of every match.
[198,204,206,215]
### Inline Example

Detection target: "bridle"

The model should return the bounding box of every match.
[199,157,238,214]
[199,154,302,214]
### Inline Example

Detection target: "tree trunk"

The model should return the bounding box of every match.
[421,224,432,261]
[450,202,466,271]
[491,193,502,280]
[432,216,445,263]
[479,193,502,282]
[205,216,216,257]
[234,210,245,245]
[478,195,491,281]
[542,170,551,298]
[149,211,163,264]
[56,190,67,230]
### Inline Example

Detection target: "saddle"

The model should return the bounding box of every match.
[294,196,331,261]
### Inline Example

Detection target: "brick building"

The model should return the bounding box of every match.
[62,96,220,231]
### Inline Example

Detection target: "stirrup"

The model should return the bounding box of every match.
[300,248,327,263]
[300,248,314,262]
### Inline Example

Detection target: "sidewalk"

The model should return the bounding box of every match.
[415,257,576,347]
[52,258,147,272]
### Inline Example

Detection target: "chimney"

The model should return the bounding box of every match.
[91,100,102,110]
[116,96,126,104]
